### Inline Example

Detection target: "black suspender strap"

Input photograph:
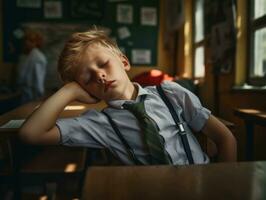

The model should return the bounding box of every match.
[156,84,194,165]
[101,110,143,165]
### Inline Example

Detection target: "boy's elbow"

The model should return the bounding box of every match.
[216,129,237,150]
[223,130,237,147]
[19,126,39,144]
[217,131,237,162]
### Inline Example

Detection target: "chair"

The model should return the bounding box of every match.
[0,138,87,200]
[0,138,16,198]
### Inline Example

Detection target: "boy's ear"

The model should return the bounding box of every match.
[120,54,131,71]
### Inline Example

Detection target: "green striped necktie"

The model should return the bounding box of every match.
[123,98,171,165]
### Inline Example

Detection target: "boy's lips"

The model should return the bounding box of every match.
[104,80,116,92]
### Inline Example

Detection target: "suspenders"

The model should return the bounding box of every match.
[156,85,194,164]
[101,110,143,165]
[102,84,194,165]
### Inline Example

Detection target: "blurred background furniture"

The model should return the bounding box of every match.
[234,108,266,161]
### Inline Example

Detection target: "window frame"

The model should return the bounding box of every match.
[247,0,266,86]
[192,0,205,80]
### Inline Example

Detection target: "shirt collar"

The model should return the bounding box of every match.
[107,83,149,109]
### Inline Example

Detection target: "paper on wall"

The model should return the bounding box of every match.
[44,1,63,19]
[141,7,157,26]
[17,0,41,8]
[132,49,151,64]
[118,27,131,39]
[117,4,133,24]
[13,29,25,39]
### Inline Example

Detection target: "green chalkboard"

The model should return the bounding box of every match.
[2,0,159,66]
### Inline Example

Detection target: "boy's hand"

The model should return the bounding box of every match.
[64,82,100,104]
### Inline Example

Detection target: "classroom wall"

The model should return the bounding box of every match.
[175,0,266,161]
[0,0,13,85]
[198,0,266,161]
[0,0,172,86]
[128,0,172,79]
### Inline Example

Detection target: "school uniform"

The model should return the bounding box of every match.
[56,81,211,165]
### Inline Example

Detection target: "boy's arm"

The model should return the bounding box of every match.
[19,82,98,145]
[201,115,237,162]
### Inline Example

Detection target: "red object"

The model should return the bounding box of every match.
[132,70,174,86]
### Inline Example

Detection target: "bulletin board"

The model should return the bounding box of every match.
[2,0,159,66]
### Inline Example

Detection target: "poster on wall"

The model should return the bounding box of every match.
[4,0,159,67]
[117,27,131,39]
[71,0,104,19]
[44,1,63,19]
[141,7,157,26]
[117,4,133,24]
[132,49,151,64]
[17,0,41,8]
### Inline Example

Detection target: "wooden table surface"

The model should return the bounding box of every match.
[234,108,266,160]
[0,100,107,137]
[82,161,266,200]
[234,108,266,126]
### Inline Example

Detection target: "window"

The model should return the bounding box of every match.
[193,0,205,78]
[248,0,266,85]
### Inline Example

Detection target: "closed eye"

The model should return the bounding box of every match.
[99,60,109,68]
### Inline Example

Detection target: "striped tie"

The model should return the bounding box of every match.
[123,99,171,165]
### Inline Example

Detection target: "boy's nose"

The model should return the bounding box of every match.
[96,72,106,84]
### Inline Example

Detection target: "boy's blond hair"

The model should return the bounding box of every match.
[58,27,122,82]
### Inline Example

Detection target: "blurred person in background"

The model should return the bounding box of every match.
[16,28,47,104]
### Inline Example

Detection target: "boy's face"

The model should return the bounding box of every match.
[75,43,133,101]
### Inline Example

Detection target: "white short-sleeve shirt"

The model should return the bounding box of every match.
[56,81,211,165]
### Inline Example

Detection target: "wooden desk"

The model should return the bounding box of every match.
[82,161,266,200]
[234,108,266,161]
[0,100,107,137]
[0,100,107,198]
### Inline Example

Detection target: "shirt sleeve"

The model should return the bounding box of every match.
[162,81,211,132]
[56,109,109,148]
